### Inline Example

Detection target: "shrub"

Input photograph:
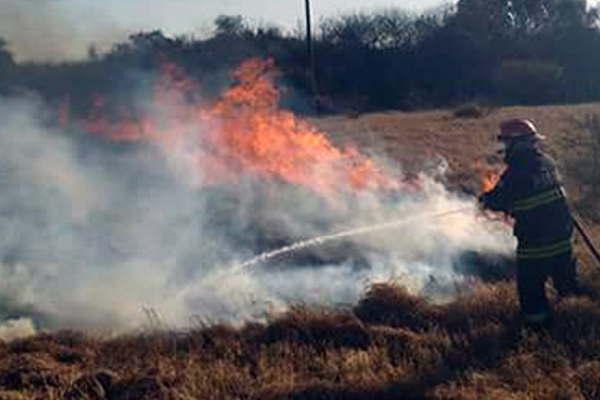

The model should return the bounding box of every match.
[494,60,564,104]
[452,102,496,119]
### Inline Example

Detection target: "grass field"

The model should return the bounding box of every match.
[1,103,600,399]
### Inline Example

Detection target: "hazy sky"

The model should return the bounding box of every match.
[0,0,448,62]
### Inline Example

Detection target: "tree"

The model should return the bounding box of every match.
[0,37,15,94]
[129,30,173,51]
[320,14,376,48]
[0,37,14,69]
[454,0,594,38]
[87,44,99,61]
[452,0,513,40]
[214,15,246,37]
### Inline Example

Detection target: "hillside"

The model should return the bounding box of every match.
[318,103,597,194]
[1,103,600,399]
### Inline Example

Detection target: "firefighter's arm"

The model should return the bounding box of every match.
[478,170,513,213]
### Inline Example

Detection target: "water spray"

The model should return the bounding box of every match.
[235,207,474,270]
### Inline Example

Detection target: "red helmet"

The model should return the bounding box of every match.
[498,119,545,141]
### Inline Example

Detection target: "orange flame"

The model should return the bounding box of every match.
[83,58,398,197]
[481,171,500,193]
[475,160,501,193]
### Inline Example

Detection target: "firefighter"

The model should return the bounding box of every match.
[479,118,579,327]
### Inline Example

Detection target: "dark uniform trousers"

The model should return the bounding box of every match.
[517,250,578,320]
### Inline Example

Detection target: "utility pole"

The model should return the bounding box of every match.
[305,0,319,107]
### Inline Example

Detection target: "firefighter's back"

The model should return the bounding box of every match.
[510,148,573,255]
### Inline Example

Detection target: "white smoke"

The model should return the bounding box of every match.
[0,0,128,63]
[0,318,36,342]
[0,94,514,333]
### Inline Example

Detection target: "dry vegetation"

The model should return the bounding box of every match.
[3,277,600,399]
[318,102,599,192]
[2,103,600,399]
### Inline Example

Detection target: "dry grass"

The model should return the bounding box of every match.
[315,102,600,200]
[2,103,600,399]
[2,281,600,399]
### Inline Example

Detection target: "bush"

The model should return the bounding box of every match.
[494,60,564,104]
[452,102,496,118]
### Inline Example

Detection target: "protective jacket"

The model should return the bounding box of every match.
[480,144,573,259]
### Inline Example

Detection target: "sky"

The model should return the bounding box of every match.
[0,0,448,62]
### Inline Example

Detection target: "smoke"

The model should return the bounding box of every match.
[0,0,127,62]
[0,318,36,342]
[0,88,514,335]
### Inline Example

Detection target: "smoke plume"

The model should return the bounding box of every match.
[0,65,514,338]
[0,0,126,62]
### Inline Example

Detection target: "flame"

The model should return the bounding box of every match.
[82,59,398,197]
[474,160,501,194]
[481,170,500,193]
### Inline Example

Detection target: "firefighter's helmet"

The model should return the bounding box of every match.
[498,119,546,142]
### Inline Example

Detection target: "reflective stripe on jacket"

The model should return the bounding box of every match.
[517,239,572,260]
[513,188,564,212]
[480,144,573,255]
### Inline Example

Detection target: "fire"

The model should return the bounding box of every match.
[474,160,501,193]
[83,58,398,196]
[481,170,500,193]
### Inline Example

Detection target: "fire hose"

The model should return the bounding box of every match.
[236,205,600,270]
[557,183,600,266]
[572,213,600,267]
[236,207,472,270]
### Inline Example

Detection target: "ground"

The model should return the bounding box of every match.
[318,103,595,193]
[1,103,600,399]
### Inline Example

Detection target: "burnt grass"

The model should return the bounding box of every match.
[1,258,600,399]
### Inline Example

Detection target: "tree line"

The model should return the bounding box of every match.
[1,0,599,115]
